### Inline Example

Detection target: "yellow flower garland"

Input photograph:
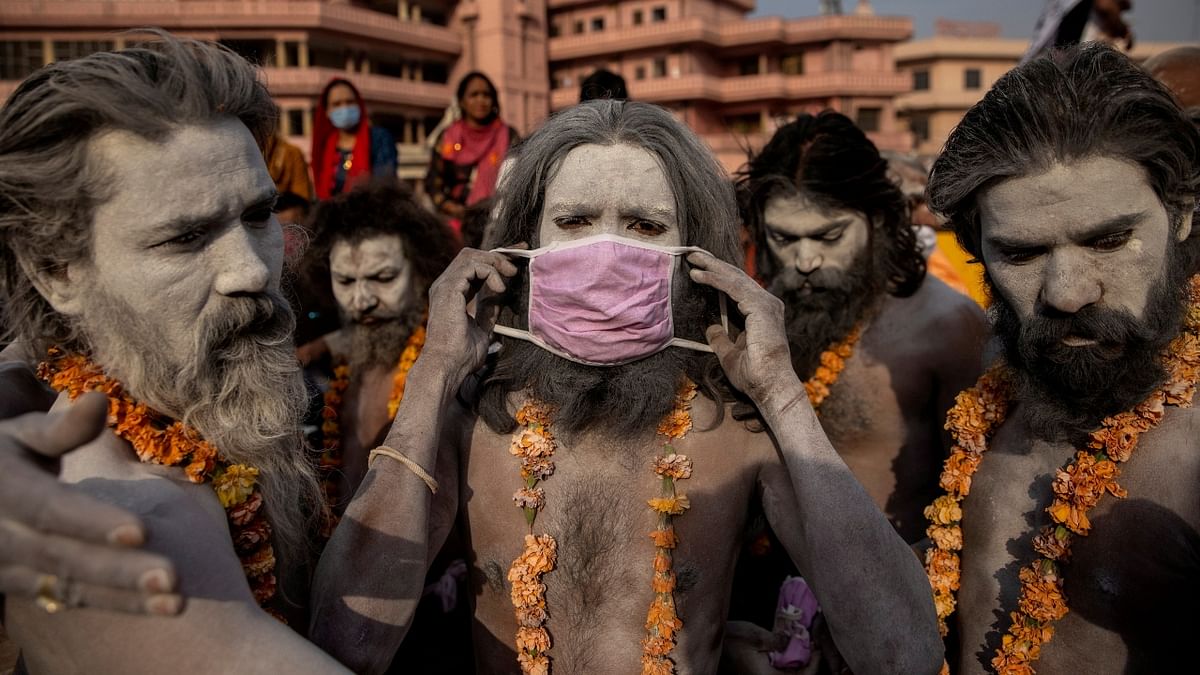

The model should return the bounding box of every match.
[506,381,697,675]
[804,325,862,410]
[38,349,282,615]
[924,274,1200,674]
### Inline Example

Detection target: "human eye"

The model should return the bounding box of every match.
[553,215,590,230]
[157,227,208,250]
[998,247,1044,265]
[1089,230,1133,252]
[820,228,845,243]
[628,219,668,236]
[766,229,793,244]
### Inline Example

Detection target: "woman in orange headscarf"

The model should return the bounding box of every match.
[424,72,518,233]
[311,78,397,200]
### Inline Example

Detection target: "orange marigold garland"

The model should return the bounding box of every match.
[38,349,282,614]
[804,325,862,410]
[642,380,697,675]
[319,323,426,512]
[924,274,1200,674]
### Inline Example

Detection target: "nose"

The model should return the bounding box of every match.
[351,282,378,315]
[792,241,823,276]
[212,225,272,297]
[1040,251,1101,315]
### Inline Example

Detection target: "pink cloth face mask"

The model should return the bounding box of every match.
[491,234,721,366]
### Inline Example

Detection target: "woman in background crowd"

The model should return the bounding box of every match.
[312,78,397,200]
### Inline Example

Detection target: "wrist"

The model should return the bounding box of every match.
[752,374,811,421]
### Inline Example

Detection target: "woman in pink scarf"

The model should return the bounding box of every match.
[424,72,518,234]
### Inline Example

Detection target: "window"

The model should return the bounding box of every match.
[724,112,761,134]
[549,23,561,38]
[591,17,605,32]
[964,68,982,90]
[913,69,930,91]
[781,53,804,75]
[285,109,305,137]
[52,40,114,63]
[653,57,667,78]
[633,9,644,25]
[635,65,647,80]
[574,20,584,34]
[856,107,882,132]
[738,57,759,76]
[217,39,272,65]
[0,41,43,80]
[652,6,667,22]
[284,42,300,67]
[909,115,930,143]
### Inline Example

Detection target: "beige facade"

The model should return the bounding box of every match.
[546,0,914,171]
[895,26,1189,156]
[0,0,916,179]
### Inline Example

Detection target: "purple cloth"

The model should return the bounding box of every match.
[768,576,820,669]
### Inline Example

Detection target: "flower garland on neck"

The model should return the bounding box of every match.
[38,349,282,615]
[804,325,862,410]
[506,380,698,675]
[924,274,1200,674]
[319,323,426,511]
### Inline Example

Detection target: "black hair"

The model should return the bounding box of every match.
[580,69,629,102]
[456,71,500,123]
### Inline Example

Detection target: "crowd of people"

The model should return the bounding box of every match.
[0,25,1197,675]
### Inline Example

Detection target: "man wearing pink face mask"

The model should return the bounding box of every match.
[310,100,942,674]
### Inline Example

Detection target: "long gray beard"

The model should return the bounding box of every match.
[78,287,324,573]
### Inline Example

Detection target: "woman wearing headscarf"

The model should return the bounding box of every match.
[311,78,398,200]
[424,72,518,232]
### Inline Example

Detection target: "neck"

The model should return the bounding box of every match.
[337,129,357,147]
[465,117,489,129]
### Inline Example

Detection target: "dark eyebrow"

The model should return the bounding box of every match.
[151,188,279,238]
[767,217,853,239]
[985,211,1148,250]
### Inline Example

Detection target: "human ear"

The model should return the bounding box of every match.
[17,255,88,317]
[1175,203,1194,242]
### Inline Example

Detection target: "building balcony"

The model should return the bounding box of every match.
[547,0,755,9]
[894,89,990,113]
[0,1,462,56]
[548,14,912,62]
[263,67,451,110]
[550,70,910,109]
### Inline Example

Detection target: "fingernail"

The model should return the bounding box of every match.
[107,524,144,547]
[138,568,173,593]
[145,594,182,616]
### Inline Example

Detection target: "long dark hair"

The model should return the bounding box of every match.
[928,43,1200,261]
[456,71,500,124]
[737,110,925,297]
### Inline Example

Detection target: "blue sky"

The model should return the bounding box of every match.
[752,0,1200,42]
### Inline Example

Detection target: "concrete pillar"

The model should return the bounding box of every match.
[303,107,313,138]
[412,4,422,22]
[42,39,54,65]
[758,53,768,75]
[299,41,309,68]
[399,0,410,20]
[345,51,355,72]
[361,54,371,74]
[275,40,286,68]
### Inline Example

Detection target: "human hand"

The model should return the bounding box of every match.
[721,621,791,675]
[0,393,181,614]
[687,251,802,407]
[420,247,519,386]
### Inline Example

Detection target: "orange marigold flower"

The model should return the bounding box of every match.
[932,592,956,620]
[641,654,674,675]
[813,366,835,383]
[517,651,550,675]
[648,494,691,515]
[649,529,679,549]
[653,454,693,480]
[516,403,554,429]
[1007,611,1054,646]
[511,428,556,459]
[1135,392,1166,424]
[516,626,551,654]
[928,524,963,551]
[242,544,276,577]
[513,487,546,511]
[657,409,693,439]
[1016,566,1068,624]
[653,550,672,573]
[521,456,555,481]
[1031,525,1071,561]
[924,495,963,526]
[819,350,843,370]
[939,450,982,498]
[213,464,259,508]
[642,635,674,658]
[515,604,548,628]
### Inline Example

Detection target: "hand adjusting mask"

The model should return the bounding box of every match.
[491,234,725,366]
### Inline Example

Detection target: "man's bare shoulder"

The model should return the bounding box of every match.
[882,274,985,335]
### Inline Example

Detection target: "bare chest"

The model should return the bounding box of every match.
[956,409,1200,674]
[462,422,760,673]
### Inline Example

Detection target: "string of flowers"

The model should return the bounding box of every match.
[642,380,698,675]
[805,325,862,410]
[319,323,426,516]
[38,349,282,616]
[508,401,558,675]
[924,274,1200,674]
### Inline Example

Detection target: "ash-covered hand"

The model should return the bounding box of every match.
[0,393,180,614]
[687,251,801,407]
[420,246,520,385]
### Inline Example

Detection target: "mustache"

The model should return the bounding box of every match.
[196,292,295,358]
[1012,304,1158,364]
[768,267,854,295]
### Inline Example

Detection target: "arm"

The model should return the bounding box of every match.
[687,252,943,675]
[309,247,519,673]
[5,418,347,674]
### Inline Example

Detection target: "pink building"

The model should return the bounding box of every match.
[547,0,913,170]
[0,0,913,176]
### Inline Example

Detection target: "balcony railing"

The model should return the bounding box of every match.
[548,14,912,62]
[551,70,910,109]
[263,67,452,110]
[0,1,461,56]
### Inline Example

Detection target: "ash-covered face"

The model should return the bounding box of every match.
[329,235,415,325]
[979,155,1194,439]
[762,193,870,296]
[538,142,681,247]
